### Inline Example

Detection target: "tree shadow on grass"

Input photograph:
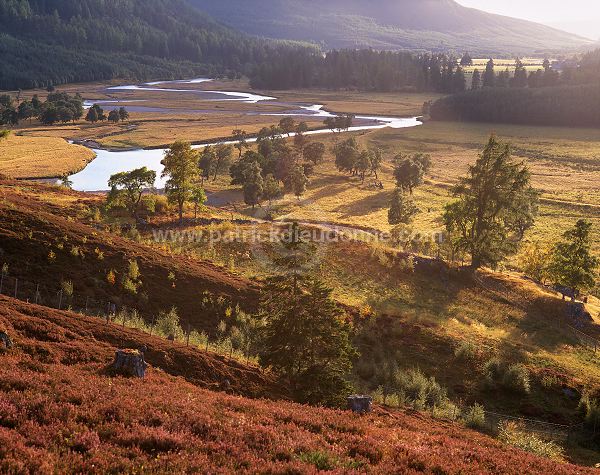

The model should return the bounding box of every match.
[334,190,392,218]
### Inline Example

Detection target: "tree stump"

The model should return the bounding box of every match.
[111,349,146,378]
[0,331,12,350]
[347,395,372,414]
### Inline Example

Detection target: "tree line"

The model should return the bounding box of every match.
[250,49,468,93]
[0,91,84,126]
[0,91,132,126]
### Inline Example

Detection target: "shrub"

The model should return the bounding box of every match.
[154,307,184,340]
[463,403,486,430]
[482,358,504,387]
[578,393,600,431]
[298,450,336,470]
[61,280,74,297]
[393,368,449,410]
[454,340,477,361]
[498,421,564,461]
[155,194,170,213]
[502,364,530,394]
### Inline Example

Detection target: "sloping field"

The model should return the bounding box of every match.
[0,180,259,328]
[0,296,594,474]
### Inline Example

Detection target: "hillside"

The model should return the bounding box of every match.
[0,295,595,473]
[0,0,309,90]
[0,178,259,330]
[190,0,592,55]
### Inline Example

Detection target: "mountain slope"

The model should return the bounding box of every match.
[0,0,309,90]
[0,295,595,473]
[190,0,592,55]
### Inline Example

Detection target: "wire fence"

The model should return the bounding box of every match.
[0,273,115,317]
[0,271,259,366]
[480,410,582,442]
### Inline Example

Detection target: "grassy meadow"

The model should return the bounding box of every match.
[0,133,95,178]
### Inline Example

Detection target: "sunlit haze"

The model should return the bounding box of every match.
[457,0,600,39]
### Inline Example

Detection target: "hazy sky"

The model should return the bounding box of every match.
[457,1,600,39]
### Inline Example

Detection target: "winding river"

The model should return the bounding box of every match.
[69,79,422,191]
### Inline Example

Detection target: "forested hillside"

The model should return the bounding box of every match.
[190,0,591,55]
[0,0,310,90]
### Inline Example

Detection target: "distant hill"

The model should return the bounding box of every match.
[190,0,592,55]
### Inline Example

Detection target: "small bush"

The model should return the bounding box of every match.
[298,451,336,470]
[463,403,486,430]
[502,364,530,394]
[154,307,184,340]
[61,280,74,297]
[498,421,564,461]
[393,368,448,410]
[482,358,503,387]
[578,393,600,431]
[454,340,477,361]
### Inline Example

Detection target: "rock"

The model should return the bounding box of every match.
[347,395,373,414]
[111,349,146,378]
[0,331,12,350]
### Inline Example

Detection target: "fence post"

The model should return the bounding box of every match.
[0,272,4,294]
[85,296,89,313]
[35,284,39,304]
[58,290,63,310]
[14,279,18,299]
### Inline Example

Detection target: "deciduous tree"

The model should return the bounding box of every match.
[161,140,200,223]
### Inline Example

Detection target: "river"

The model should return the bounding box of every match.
[69,79,422,191]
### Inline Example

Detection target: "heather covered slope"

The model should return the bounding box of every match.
[0,296,595,474]
[0,179,259,328]
[190,0,591,55]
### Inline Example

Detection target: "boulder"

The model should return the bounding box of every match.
[111,349,146,378]
[347,395,373,414]
[0,331,12,350]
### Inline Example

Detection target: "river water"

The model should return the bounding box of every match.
[69,79,422,191]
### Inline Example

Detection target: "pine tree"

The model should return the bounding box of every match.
[511,58,528,88]
[262,173,283,205]
[549,220,598,299]
[258,223,357,406]
[107,167,156,219]
[393,153,431,194]
[483,59,495,88]
[443,136,537,269]
[290,164,308,198]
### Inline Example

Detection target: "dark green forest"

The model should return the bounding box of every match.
[430,51,600,127]
[0,0,311,89]
[430,84,600,127]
